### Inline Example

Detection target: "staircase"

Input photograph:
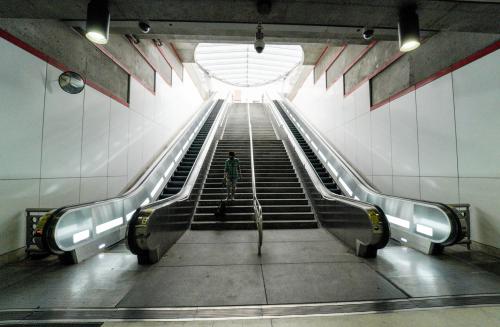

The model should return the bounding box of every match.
[274,101,342,195]
[192,104,254,229]
[158,100,223,200]
[251,105,317,228]
[191,103,317,230]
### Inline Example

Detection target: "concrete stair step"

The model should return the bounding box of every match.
[191,220,318,230]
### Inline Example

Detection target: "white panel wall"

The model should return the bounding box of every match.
[81,88,111,178]
[41,65,84,178]
[0,38,46,180]
[293,49,500,249]
[0,38,203,257]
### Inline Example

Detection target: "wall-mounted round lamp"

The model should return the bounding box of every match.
[398,7,420,52]
[59,71,85,94]
[85,0,110,44]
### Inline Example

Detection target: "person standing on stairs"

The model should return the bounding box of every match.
[224,151,241,201]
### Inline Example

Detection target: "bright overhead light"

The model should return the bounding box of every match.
[398,6,421,52]
[85,0,110,44]
[194,43,303,87]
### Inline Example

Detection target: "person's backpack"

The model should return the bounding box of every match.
[214,199,227,220]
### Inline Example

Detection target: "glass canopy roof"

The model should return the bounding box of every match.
[194,43,304,87]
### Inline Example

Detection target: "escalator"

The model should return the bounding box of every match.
[159,100,223,198]
[274,102,341,195]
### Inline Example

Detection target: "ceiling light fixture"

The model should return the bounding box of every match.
[398,6,420,52]
[85,0,110,44]
[254,23,265,54]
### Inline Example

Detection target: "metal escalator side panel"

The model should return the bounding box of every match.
[273,96,463,253]
[264,100,388,256]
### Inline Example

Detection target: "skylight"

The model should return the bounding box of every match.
[194,43,303,87]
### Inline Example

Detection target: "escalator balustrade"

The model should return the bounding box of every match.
[158,100,223,199]
[274,101,342,195]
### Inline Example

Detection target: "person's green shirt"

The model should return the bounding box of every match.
[224,158,241,180]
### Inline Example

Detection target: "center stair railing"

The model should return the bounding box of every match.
[247,106,263,255]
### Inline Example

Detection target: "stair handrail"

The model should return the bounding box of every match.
[271,93,463,254]
[247,104,263,255]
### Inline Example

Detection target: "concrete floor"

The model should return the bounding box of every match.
[0,229,500,324]
[98,305,500,326]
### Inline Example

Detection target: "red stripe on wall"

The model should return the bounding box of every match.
[342,41,379,96]
[345,50,405,97]
[324,44,348,90]
[344,41,378,77]
[169,42,184,81]
[92,41,156,95]
[125,35,172,87]
[314,46,330,66]
[0,28,130,107]
[154,41,174,85]
[370,40,500,111]
[313,45,329,84]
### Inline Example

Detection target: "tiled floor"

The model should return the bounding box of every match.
[0,229,499,317]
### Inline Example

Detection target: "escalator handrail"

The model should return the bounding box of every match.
[266,98,389,250]
[140,96,231,211]
[38,95,222,254]
[247,104,263,255]
[274,94,462,247]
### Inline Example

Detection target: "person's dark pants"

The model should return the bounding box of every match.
[226,177,238,200]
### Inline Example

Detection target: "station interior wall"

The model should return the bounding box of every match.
[293,49,500,250]
[0,37,203,258]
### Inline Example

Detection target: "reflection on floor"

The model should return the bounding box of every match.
[0,229,499,312]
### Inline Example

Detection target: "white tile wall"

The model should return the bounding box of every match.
[343,92,356,123]
[370,104,392,176]
[372,175,393,195]
[459,178,500,249]
[40,178,80,208]
[80,177,108,203]
[292,50,500,249]
[107,176,128,197]
[354,82,370,118]
[390,92,420,176]
[420,177,459,204]
[393,176,421,199]
[108,100,129,176]
[344,120,356,164]
[0,39,46,179]
[81,87,111,177]
[355,112,372,178]
[41,65,84,178]
[453,51,500,178]
[127,110,144,181]
[416,74,458,177]
[0,179,39,253]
